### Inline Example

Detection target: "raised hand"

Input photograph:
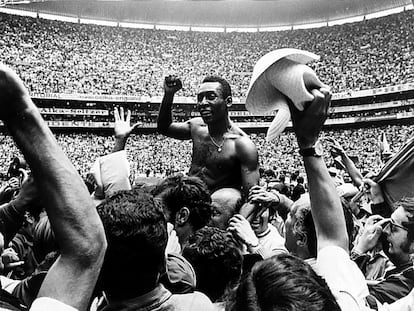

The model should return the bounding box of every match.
[290,87,332,149]
[114,106,142,140]
[325,137,345,156]
[163,75,183,94]
[0,63,35,121]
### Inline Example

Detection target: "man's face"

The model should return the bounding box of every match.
[209,189,239,230]
[284,211,297,253]
[250,208,269,236]
[197,82,228,124]
[210,201,234,230]
[383,206,413,265]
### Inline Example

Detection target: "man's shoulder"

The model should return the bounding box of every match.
[232,129,256,150]
[188,117,206,127]
[170,291,214,310]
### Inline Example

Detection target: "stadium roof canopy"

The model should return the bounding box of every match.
[6,0,413,27]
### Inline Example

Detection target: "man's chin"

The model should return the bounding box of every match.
[201,116,213,123]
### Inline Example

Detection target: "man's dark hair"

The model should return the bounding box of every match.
[227,253,340,311]
[96,188,167,300]
[202,76,232,99]
[152,174,212,230]
[182,227,242,302]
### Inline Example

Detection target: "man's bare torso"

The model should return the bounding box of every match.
[188,118,245,192]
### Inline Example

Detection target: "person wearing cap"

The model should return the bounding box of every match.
[157,75,259,196]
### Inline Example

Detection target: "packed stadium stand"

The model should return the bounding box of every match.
[0,5,413,178]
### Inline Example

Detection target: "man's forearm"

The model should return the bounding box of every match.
[112,137,128,153]
[157,92,174,133]
[341,153,363,187]
[304,156,348,251]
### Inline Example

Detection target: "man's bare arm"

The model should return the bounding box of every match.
[157,76,191,140]
[291,89,348,252]
[327,137,363,187]
[0,64,107,310]
[235,136,260,197]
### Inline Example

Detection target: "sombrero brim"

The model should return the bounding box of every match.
[246,48,320,113]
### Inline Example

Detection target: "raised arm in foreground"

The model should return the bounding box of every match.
[290,89,348,252]
[0,64,107,310]
[157,76,192,140]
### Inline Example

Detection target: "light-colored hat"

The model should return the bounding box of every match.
[245,48,326,141]
[336,183,359,198]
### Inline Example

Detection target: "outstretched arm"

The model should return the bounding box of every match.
[291,88,348,252]
[0,64,106,310]
[157,75,192,140]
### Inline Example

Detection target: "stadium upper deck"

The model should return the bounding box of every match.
[0,9,413,98]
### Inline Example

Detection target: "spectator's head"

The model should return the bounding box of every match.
[182,227,243,302]
[285,194,354,258]
[33,215,58,264]
[152,174,212,246]
[97,189,167,300]
[197,76,232,124]
[228,253,340,311]
[250,204,273,236]
[209,188,242,230]
[383,197,414,266]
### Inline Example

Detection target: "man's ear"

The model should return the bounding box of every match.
[296,234,308,248]
[226,96,232,108]
[175,207,190,226]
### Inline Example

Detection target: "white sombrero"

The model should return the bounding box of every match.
[245,48,327,141]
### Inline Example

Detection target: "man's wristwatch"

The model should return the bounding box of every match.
[299,140,323,157]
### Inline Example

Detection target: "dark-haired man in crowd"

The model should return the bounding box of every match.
[95,188,214,310]
[151,174,212,250]
[157,75,259,196]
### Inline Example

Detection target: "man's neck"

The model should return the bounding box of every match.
[207,118,231,137]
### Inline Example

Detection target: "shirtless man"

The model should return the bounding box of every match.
[157,75,259,195]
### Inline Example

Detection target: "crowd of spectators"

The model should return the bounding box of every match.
[2,62,414,310]
[1,124,413,181]
[0,9,413,98]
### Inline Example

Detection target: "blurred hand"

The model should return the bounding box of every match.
[1,248,23,271]
[6,177,20,191]
[325,137,345,156]
[354,215,388,254]
[249,185,279,205]
[14,175,39,208]
[228,214,259,248]
[362,178,385,204]
[164,75,183,94]
[114,106,142,139]
[290,87,332,149]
